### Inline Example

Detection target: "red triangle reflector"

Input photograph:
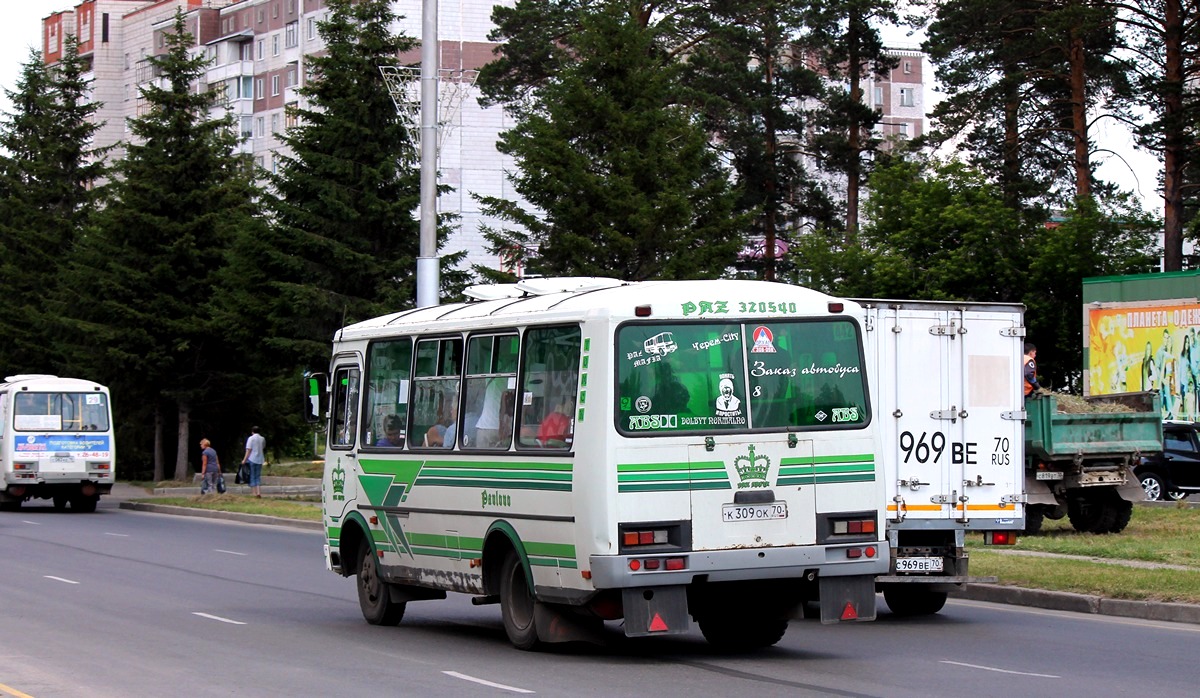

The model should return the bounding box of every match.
[841,602,858,621]
[648,613,669,632]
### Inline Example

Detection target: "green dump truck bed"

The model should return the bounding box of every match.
[1024,393,1163,463]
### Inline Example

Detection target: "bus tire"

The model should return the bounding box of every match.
[53,495,69,511]
[883,586,948,616]
[71,495,98,513]
[499,551,540,651]
[0,500,21,512]
[357,546,405,626]
[698,611,788,650]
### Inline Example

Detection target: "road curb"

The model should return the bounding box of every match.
[118,501,323,531]
[959,583,1200,625]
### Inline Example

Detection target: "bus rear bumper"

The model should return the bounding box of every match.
[588,542,888,589]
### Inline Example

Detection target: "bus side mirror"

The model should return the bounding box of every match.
[304,372,328,424]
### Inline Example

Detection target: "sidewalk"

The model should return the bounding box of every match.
[110,478,323,532]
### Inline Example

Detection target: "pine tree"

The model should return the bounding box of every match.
[476,2,746,280]
[0,38,107,373]
[246,0,463,372]
[58,11,261,480]
[683,1,834,281]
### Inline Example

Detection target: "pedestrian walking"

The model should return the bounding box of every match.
[242,426,266,498]
[199,438,221,494]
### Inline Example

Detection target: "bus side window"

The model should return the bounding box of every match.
[463,333,518,450]
[330,366,361,448]
[410,337,462,449]
[518,325,581,450]
[362,338,413,448]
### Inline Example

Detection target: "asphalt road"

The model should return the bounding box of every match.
[2,501,1199,697]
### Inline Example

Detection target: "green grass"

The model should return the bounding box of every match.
[968,506,1200,566]
[967,551,1200,604]
[965,505,1200,603]
[135,494,322,522]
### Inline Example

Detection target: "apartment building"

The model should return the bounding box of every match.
[43,1,925,274]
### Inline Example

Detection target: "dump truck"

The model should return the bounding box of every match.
[1024,391,1162,534]
[856,300,1026,616]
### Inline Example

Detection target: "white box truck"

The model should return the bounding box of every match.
[855,300,1026,615]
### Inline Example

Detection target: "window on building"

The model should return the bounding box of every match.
[240,115,253,140]
[306,17,316,41]
[899,88,914,107]
[240,76,253,99]
[255,116,264,138]
[273,2,280,19]
[285,21,298,48]
[271,113,280,134]
[286,65,297,87]
[285,103,299,129]
[873,86,883,106]
[256,39,264,60]
[124,53,131,70]
[102,13,109,43]
[903,60,912,74]
[898,122,909,137]
[255,78,263,100]
[255,155,264,170]
[288,0,297,15]
[272,33,280,56]
[271,74,280,96]
[257,9,265,24]
[240,41,254,61]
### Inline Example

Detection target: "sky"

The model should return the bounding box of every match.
[0,2,1162,214]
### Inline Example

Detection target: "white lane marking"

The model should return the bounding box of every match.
[443,671,534,694]
[105,532,130,537]
[22,521,40,525]
[44,575,80,585]
[192,612,247,625]
[940,660,1060,678]
[214,549,248,556]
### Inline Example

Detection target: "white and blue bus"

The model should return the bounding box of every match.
[307,278,888,650]
[0,374,115,512]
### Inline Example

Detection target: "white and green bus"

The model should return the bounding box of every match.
[307,278,888,650]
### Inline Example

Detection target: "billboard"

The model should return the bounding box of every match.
[1087,300,1200,420]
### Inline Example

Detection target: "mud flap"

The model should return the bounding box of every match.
[819,575,876,624]
[621,586,690,637]
[533,602,604,644]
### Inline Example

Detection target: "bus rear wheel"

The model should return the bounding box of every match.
[357,546,405,626]
[698,610,788,650]
[883,586,948,616]
[71,494,98,513]
[499,552,540,650]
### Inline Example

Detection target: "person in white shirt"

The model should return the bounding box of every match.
[242,426,267,498]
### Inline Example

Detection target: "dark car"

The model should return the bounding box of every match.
[1135,421,1200,501]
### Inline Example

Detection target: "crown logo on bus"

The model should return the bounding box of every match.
[734,445,770,486]
[331,464,346,501]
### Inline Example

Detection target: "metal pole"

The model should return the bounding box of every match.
[416,0,440,307]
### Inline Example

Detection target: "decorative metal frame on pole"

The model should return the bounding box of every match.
[378,66,480,157]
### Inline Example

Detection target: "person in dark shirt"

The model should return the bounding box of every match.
[1023,343,1041,396]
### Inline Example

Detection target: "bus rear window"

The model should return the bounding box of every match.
[13,392,110,432]
[616,320,868,435]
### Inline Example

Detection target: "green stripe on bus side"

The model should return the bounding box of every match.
[618,461,691,472]
[815,474,877,484]
[618,481,730,493]
[617,471,728,484]
[419,468,572,481]
[412,477,572,491]
[776,476,816,486]
[814,463,876,474]
[525,541,575,558]
[780,453,874,466]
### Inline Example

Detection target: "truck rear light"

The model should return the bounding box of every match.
[14,462,36,471]
[985,531,1018,546]
[88,462,111,471]
[664,557,686,570]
